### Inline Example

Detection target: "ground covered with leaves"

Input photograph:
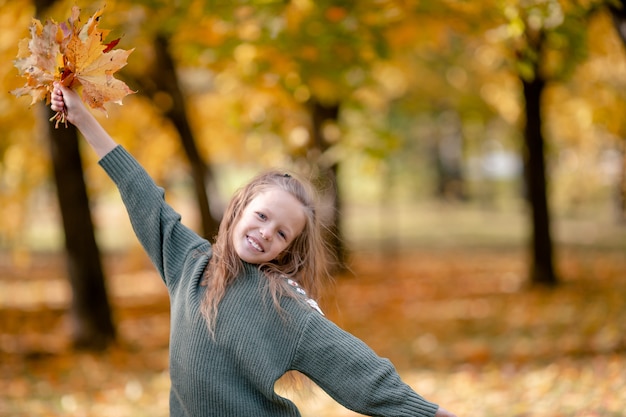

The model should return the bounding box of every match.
[1,247,625,417]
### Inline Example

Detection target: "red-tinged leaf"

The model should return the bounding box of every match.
[103,38,120,53]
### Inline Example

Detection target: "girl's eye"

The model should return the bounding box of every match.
[278,230,287,240]
[256,212,267,220]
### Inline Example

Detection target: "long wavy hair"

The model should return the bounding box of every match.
[201,170,333,335]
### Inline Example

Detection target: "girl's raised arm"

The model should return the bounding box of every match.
[50,83,118,159]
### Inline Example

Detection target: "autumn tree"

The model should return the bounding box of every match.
[87,0,222,239]
[270,2,388,266]
[388,0,610,286]
[113,0,222,239]
[147,33,221,239]
[185,1,412,267]
[30,0,115,349]
[495,0,601,286]
[380,1,503,203]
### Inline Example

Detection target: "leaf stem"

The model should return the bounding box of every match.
[49,109,68,128]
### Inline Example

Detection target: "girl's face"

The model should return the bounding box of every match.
[232,188,306,264]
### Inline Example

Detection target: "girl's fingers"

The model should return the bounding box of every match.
[52,83,64,100]
[50,88,65,112]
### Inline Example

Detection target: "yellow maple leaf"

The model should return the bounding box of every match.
[11,6,134,125]
[62,7,135,113]
[11,18,63,105]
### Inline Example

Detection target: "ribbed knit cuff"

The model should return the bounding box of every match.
[406,397,439,417]
[98,145,143,185]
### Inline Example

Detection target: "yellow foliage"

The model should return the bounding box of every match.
[2,0,626,254]
[11,5,134,127]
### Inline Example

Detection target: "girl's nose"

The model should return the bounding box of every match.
[260,228,272,241]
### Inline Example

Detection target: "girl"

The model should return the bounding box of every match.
[50,83,458,417]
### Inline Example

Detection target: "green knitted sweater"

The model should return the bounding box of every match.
[100,146,439,417]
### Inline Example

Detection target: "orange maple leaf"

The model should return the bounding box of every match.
[62,7,135,113]
[11,6,135,125]
[11,18,63,105]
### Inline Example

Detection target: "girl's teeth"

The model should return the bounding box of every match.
[248,237,262,251]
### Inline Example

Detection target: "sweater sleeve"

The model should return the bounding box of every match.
[292,312,439,417]
[98,146,210,286]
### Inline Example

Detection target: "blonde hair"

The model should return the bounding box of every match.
[201,170,332,335]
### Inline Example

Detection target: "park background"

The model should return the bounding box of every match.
[1,0,626,416]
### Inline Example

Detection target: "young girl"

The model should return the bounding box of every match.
[50,83,458,417]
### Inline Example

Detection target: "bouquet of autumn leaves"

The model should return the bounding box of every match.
[12,6,134,127]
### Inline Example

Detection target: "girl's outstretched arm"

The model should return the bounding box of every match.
[50,82,118,159]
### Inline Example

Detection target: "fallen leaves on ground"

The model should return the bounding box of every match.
[0,247,625,417]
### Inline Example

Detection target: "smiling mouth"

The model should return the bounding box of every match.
[247,236,264,252]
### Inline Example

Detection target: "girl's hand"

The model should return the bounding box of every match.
[50,82,118,158]
[50,83,86,127]
[50,83,66,114]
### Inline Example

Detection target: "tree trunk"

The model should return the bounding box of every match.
[617,141,626,223]
[609,0,626,44]
[152,34,221,239]
[35,0,115,350]
[433,112,466,202]
[310,100,347,270]
[609,0,626,222]
[45,106,116,349]
[522,76,558,286]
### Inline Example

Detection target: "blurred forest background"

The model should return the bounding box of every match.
[1,0,626,416]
